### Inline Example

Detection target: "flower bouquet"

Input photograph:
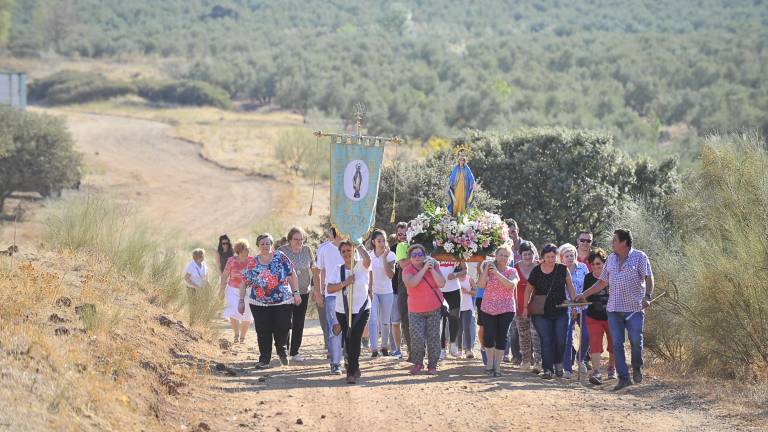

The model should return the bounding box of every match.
[406,201,508,261]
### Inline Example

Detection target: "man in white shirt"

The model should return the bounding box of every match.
[314,227,346,375]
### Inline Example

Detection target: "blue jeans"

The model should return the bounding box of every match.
[389,293,400,350]
[369,293,394,351]
[325,296,343,366]
[459,309,476,350]
[532,313,569,373]
[608,311,644,380]
[563,312,590,373]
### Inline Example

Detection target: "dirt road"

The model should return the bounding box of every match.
[183,320,755,432]
[21,109,325,245]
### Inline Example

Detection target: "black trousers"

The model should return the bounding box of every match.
[287,293,309,356]
[250,303,293,364]
[337,309,370,377]
[482,311,515,350]
[440,290,461,348]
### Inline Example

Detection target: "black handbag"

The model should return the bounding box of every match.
[424,276,449,318]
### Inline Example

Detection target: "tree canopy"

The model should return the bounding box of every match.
[8,0,768,164]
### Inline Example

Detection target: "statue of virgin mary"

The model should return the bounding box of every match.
[448,151,475,216]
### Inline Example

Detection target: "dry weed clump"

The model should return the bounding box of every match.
[0,252,218,431]
[610,132,768,381]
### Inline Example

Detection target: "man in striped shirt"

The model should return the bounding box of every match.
[577,228,655,391]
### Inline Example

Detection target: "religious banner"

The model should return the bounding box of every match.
[329,136,385,243]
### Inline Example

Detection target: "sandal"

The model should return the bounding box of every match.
[239,336,245,344]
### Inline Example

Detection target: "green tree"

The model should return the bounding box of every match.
[0,108,82,212]
[458,128,678,245]
[0,0,14,46]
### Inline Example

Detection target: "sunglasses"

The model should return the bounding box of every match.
[410,251,425,258]
[291,237,304,242]
[222,242,230,246]
[579,239,592,243]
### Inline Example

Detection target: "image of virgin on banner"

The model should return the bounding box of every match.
[330,138,385,243]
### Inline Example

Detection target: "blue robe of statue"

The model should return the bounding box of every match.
[448,164,475,216]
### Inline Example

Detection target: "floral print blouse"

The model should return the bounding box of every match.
[243,251,295,306]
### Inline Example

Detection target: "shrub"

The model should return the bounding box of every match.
[28,70,136,105]
[273,127,329,180]
[458,128,678,245]
[611,132,768,379]
[0,108,82,212]
[137,80,232,109]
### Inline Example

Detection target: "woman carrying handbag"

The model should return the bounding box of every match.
[524,243,578,380]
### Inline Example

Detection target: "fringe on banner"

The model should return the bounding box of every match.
[389,137,398,223]
[308,133,321,216]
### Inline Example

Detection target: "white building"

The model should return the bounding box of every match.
[0,71,27,110]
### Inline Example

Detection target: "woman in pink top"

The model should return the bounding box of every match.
[478,244,519,376]
[219,238,255,344]
[402,244,446,375]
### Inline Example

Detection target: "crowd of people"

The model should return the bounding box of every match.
[183,220,654,390]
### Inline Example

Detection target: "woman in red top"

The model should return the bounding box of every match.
[402,244,446,375]
[219,238,255,344]
[514,241,542,373]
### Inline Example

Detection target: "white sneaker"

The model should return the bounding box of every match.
[578,362,588,374]
[449,343,460,358]
[520,361,531,370]
[563,371,573,379]
[439,349,447,361]
[291,354,306,362]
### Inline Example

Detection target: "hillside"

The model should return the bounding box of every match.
[6,0,768,162]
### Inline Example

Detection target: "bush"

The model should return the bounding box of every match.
[458,128,678,245]
[612,132,768,379]
[28,70,136,105]
[43,195,224,329]
[137,80,232,109]
[0,108,82,212]
[273,127,329,180]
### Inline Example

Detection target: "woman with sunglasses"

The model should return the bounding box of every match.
[277,227,315,363]
[525,243,578,379]
[325,239,372,384]
[220,238,254,344]
[216,234,234,275]
[239,234,300,369]
[478,244,519,376]
[402,244,447,374]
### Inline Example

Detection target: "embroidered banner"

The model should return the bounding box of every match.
[330,137,385,243]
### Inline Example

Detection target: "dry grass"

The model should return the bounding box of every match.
[0,252,213,431]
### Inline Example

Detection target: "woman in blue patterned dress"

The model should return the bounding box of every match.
[238,233,301,369]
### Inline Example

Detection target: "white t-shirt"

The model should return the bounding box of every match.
[326,260,372,314]
[439,264,461,293]
[370,250,396,294]
[316,241,343,299]
[184,260,208,288]
[459,277,474,311]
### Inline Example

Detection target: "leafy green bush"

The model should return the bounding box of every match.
[456,128,676,245]
[0,108,82,212]
[28,70,136,105]
[136,80,232,109]
[611,132,768,379]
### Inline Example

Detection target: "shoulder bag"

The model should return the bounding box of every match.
[528,266,557,316]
